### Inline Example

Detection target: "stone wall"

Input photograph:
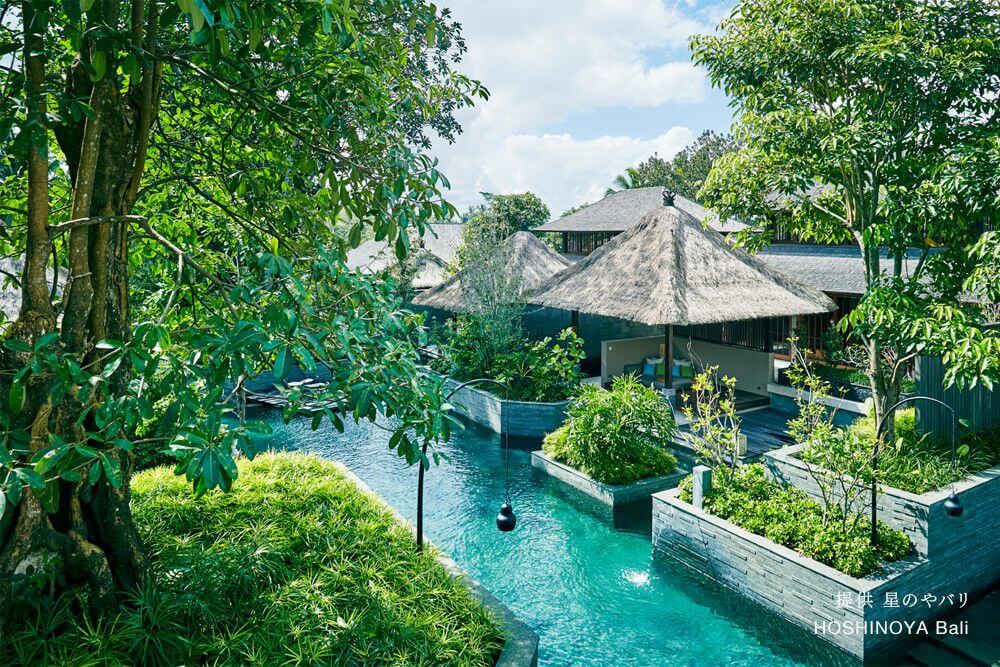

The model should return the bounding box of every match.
[768,383,867,428]
[764,445,1000,559]
[654,469,1000,660]
[443,378,568,438]
[531,451,686,507]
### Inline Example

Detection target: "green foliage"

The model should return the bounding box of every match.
[694,0,1000,395]
[680,464,911,577]
[543,375,677,485]
[456,193,550,267]
[606,131,737,201]
[821,328,846,366]
[1,454,504,665]
[681,366,744,485]
[801,412,1000,494]
[0,0,486,512]
[433,321,584,402]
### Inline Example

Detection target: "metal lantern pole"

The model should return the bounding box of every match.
[417,377,515,549]
[872,395,960,548]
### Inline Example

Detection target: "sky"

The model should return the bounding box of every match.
[431,0,736,219]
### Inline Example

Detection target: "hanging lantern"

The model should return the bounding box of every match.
[944,492,963,517]
[496,502,517,532]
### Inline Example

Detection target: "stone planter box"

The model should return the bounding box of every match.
[768,382,868,428]
[338,464,538,666]
[443,377,569,438]
[652,488,985,660]
[764,444,1000,559]
[531,450,686,507]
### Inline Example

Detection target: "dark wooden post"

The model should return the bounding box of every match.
[664,324,674,390]
[571,309,579,333]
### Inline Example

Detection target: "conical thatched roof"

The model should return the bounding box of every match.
[412,232,572,312]
[526,205,836,326]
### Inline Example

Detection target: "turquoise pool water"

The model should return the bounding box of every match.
[258,410,856,666]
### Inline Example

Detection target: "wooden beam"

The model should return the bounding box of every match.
[665,324,674,390]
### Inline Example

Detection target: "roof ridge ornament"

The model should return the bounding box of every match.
[662,189,676,206]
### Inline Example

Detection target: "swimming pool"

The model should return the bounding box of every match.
[258,409,856,666]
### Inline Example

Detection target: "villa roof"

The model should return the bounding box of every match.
[534,187,745,235]
[345,223,464,289]
[412,232,572,312]
[756,244,922,296]
[526,205,836,327]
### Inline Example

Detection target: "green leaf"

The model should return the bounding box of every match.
[3,340,31,354]
[91,51,107,82]
[8,382,25,414]
[274,346,292,381]
[14,467,45,489]
[34,332,59,350]
[100,453,122,488]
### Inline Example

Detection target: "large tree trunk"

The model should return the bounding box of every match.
[0,1,158,619]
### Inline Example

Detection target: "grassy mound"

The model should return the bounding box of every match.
[4,453,503,666]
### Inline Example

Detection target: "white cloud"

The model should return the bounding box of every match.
[433,0,712,216]
[448,128,695,217]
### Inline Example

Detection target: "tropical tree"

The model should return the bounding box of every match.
[455,192,549,266]
[693,0,1000,440]
[605,131,737,200]
[0,0,483,618]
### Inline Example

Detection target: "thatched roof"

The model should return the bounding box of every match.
[412,232,572,312]
[345,223,463,289]
[757,244,921,296]
[526,205,836,326]
[534,187,745,235]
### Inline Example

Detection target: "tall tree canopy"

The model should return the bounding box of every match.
[693,0,999,434]
[605,131,737,200]
[0,0,484,616]
[456,192,549,266]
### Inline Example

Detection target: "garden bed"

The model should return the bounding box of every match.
[765,443,1000,558]
[532,450,687,507]
[652,487,947,660]
[443,376,569,437]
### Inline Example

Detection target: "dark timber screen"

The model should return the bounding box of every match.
[915,325,999,439]
[676,319,773,352]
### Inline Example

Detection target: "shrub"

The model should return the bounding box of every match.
[2,453,504,666]
[543,375,677,484]
[433,319,584,402]
[800,411,1000,494]
[681,366,743,486]
[679,464,912,577]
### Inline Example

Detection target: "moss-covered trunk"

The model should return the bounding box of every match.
[0,0,159,619]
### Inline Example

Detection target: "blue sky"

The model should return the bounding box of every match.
[432,0,736,217]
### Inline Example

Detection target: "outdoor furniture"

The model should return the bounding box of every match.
[622,358,694,390]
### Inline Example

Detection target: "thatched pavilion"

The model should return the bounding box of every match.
[412,231,571,312]
[526,201,836,393]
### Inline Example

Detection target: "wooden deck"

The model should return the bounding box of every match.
[674,406,795,461]
[246,379,340,411]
